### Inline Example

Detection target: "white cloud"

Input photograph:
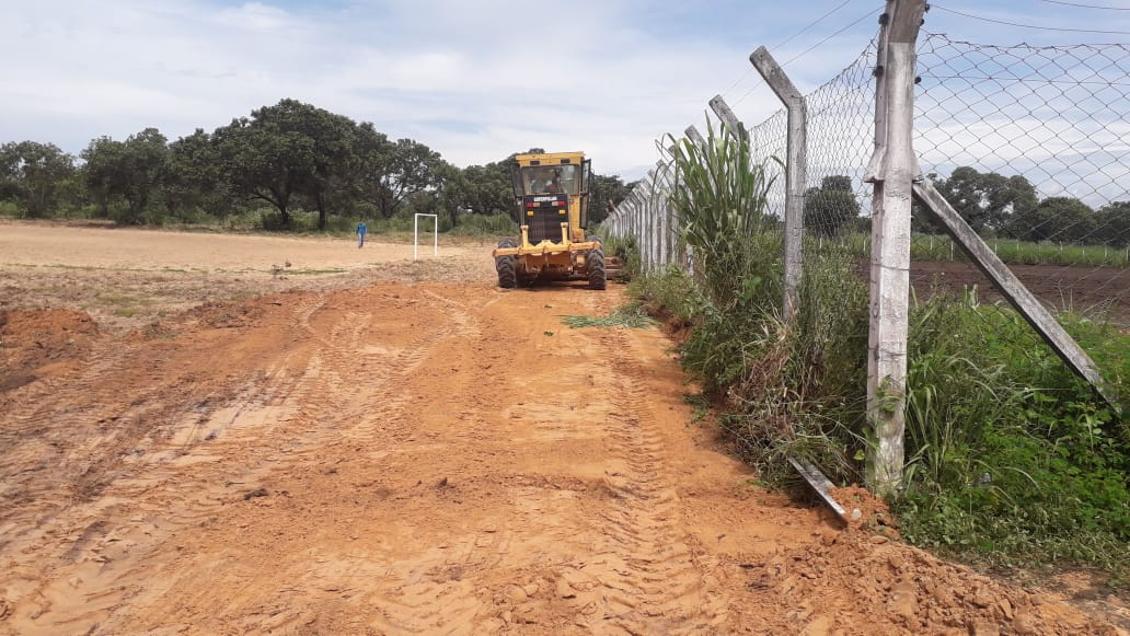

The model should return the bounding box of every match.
[8,0,1115,178]
[1,0,857,177]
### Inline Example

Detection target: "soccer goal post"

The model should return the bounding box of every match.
[413,213,438,261]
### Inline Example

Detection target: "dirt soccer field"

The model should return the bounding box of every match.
[0,224,1126,634]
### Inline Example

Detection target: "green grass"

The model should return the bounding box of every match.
[281,267,347,276]
[447,213,514,237]
[561,304,654,329]
[820,232,1130,268]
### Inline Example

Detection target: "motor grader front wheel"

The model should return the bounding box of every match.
[495,238,518,289]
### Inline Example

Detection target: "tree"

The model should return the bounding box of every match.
[213,99,354,228]
[1008,196,1095,243]
[374,138,445,218]
[1095,201,1130,248]
[590,174,634,225]
[166,129,232,219]
[803,175,859,236]
[448,160,514,219]
[931,167,1037,234]
[81,128,169,224]
[0,141,76,218]
[300,109,362,230]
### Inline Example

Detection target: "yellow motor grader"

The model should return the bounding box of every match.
[492,150,607,289]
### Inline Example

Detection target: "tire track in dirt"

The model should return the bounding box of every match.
[0,288,460,633]
[3,278,1122,635]
[585,325,730,634]
[361,288,502,635]
[115,288,465,634]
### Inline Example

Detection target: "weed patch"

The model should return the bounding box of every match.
[562,304,653,329]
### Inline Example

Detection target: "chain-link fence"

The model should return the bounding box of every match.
[602,18,1129,481]
[684,32,1130,325]
[915,33,1130,324]
[747,43,877,242]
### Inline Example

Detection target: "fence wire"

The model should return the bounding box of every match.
[915,33,1130,323]
[608,30,1130,323]
[747,42,876,242]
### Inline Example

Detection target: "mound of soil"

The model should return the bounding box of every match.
[831,485,897,534]
[743,527,1118,635]
[187,300,265,329]
[0,308,98,391]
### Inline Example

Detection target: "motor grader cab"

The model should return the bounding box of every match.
[492,150,606,289]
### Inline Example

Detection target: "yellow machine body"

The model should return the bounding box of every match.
[491,151,604,284]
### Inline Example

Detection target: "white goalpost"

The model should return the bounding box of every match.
[413,213,438,261]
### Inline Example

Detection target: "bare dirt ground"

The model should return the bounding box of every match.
[1,224,1128,634]
[0,221,488,334]
[912,260,1130,325]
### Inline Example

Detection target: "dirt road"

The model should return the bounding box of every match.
[0,269,1122,633]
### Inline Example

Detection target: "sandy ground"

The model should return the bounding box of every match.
[0,221,477,272]
[1,223,1128,634]
[0,221,488,334]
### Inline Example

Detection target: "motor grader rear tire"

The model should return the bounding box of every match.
[588,247,607,290]
[496,238,518,289]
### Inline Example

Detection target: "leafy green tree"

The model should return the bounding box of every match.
[803,175,859,236]
[0,141,76,218]
[590,174,634,225]
[1095,201,1130,248]
[166,129,233,220]
[295,107,362,230]
[374,139,445,218]
[1008,196,1096,243]
[81,136,120,218]
[449,161,513,218]
[81,128,169,224]
[934,167,1037,234]
[213,99,349,227]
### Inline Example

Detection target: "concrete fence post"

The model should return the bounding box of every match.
[862,0,926,496]
[750,46,808,321]
[709,95,749,142]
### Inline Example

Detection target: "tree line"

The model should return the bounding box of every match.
[800,167,1130,247]
[0,99,636,231]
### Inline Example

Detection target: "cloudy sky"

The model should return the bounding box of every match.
[2,0,1129,178]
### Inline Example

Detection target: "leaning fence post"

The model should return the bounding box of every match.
[862,0,926,496]
[685,125,706,148]
[750,47,807,320]
[709,95,749,142]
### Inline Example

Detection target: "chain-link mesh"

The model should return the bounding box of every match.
[606,30,1130,324]
[916,33,1130,324]
[746,43,877,244]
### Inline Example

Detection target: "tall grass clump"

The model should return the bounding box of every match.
[652,121,872,484]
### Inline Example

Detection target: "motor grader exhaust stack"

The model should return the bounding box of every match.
[492,151,618,289]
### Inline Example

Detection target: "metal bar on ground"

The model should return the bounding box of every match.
[788,457,848,521]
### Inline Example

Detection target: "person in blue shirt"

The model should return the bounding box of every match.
[356,221,367,248]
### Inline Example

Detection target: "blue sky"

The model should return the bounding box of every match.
[1,0,1129,178]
